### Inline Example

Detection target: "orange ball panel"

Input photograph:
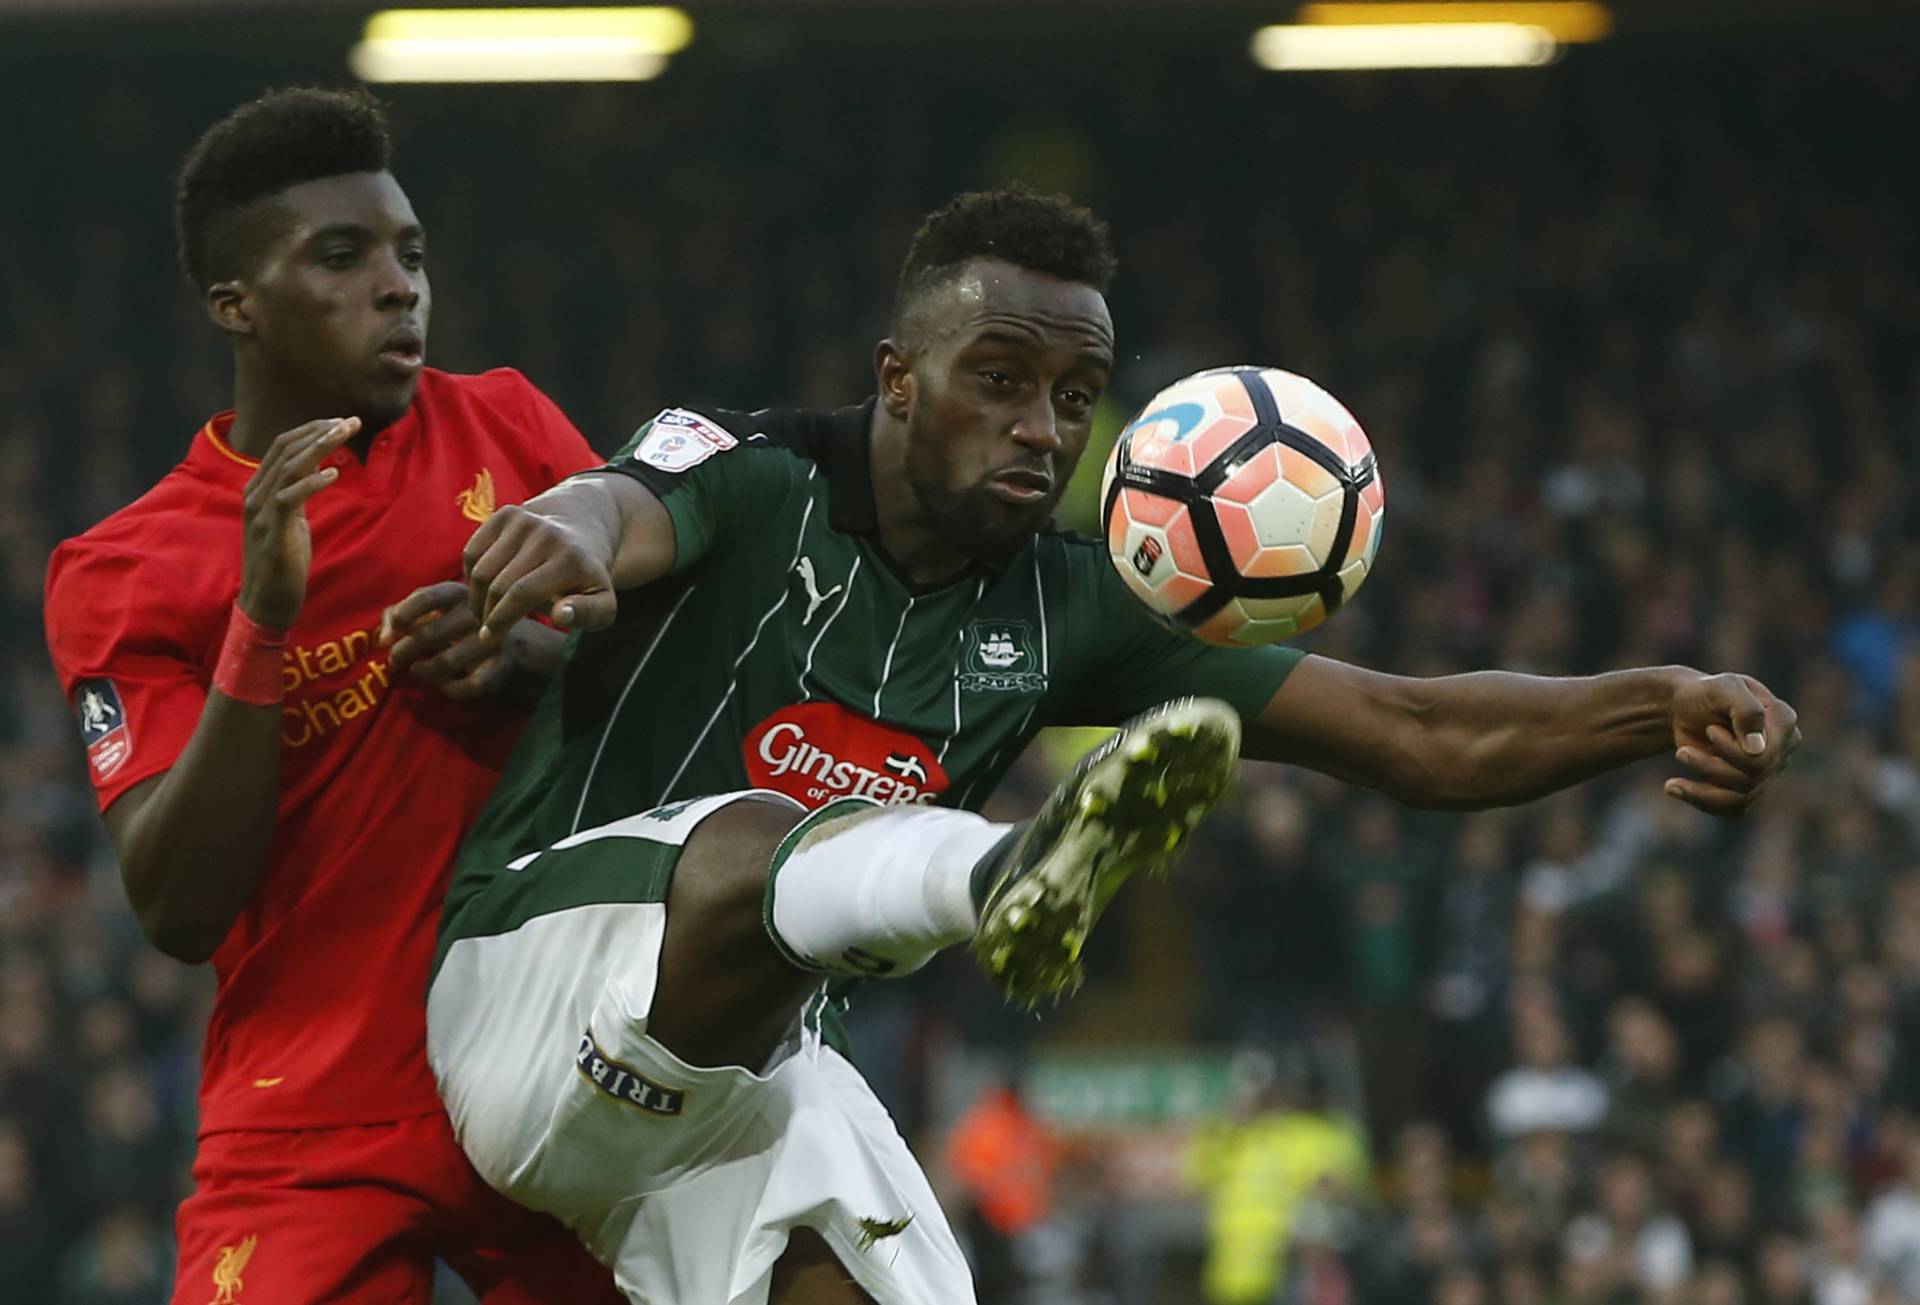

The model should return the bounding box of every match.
[1360,474,1386,518]
[1118,486,1185,529]
[1240,542,1320,580]
[1164,504,1210,579]
[1277,444,1340,499]
[1215,499,1262,571]
[1214,444,1285,504]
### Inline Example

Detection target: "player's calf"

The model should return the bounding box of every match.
[765,697,1242,1004]
[654,699,1238,1071]
[646,794,821,1071]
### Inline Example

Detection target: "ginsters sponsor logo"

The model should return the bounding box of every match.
[743,701,949,809]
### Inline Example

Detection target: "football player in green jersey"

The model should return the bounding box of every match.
[415,191,1799,1302]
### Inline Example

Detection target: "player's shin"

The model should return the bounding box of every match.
[762,801,1006,978]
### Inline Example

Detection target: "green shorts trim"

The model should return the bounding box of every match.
[433,793,779,982]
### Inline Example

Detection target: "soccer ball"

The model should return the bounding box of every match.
[1100,366,1383,647]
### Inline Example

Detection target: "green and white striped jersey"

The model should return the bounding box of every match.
[443,400,1302,933]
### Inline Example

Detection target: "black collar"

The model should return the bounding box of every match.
[824,397,881,536]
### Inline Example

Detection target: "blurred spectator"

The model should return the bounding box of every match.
[0,1116,57,1297]
[1486,995,1609,1142]
[1602,996,1689,1153]
[1863,1136,1920,1298]
[1559,1150,1694,1303]
[55,1207,169,1305]
[946,1077,1065,1297]
[1189,1053,1369,1304]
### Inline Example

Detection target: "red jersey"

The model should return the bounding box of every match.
[44,368,599,1135]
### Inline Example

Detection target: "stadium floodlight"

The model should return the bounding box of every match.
[351,7,693,83]
[1251,21,1560,70]
[1296,3,1612,43]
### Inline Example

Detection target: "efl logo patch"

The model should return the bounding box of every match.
[74,679,131,782]
[629,407,737,474]
[576,1032,685,1116]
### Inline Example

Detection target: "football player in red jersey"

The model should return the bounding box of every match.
[43,88,620,1303]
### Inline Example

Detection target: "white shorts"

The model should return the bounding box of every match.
[426,791,975,1304]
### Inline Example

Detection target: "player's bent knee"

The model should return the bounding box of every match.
[670,793,806,919]
[649,793,816,1070]
[769,1227,876,1305]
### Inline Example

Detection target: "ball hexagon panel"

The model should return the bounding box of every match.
[1245,591,1328,638]
[1336,557,1370,604]
[1277,444,1342,499]
[1190,593,1325,648]
[1230,609,1307,646]
[1244,474,1346,569]
[1265,368,1372,468]
[1119,371,1260,481]
[1348,492,1385,573]
[1216,492,1323,582]
[1110,487,1212,617]
[1214,443,1285,503]
[1359,473,1386,520]
[1239,542,1323,582]
[1189,599,1251,647]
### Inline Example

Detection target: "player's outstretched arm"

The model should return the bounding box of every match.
[465,472,676,645]
[103,418,355,962]
[1243,656,1800,814]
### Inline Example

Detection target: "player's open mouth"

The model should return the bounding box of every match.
[377,326,426,377]
[987,470,1051,505]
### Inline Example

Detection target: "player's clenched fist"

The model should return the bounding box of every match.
[238,417,358,630]
[463,500,618,644]
[1664,671,1802,815]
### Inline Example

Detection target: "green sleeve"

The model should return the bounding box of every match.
[601,407,789,576]
[1055,546,1304,726]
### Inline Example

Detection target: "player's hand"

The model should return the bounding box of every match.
[462,503,618,645]
[1664,672,1801,815]
[380,580,506,698]
[238,417,358,629]
[381,581,571,701]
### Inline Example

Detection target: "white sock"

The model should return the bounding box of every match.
[765,803,1007,978]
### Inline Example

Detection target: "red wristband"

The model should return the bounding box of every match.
[215,602,289,706]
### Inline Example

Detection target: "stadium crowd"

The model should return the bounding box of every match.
[2,32,1917,1305]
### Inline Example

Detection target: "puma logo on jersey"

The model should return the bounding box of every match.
[795,556,843,625]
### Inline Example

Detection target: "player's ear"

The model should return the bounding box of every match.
[206,281,255,338]
[875,339,914,420]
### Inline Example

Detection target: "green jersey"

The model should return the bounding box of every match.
[442,400,1301,936]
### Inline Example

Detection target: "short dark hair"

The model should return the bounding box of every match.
[174,87,392,291]
[892,187,1116,336]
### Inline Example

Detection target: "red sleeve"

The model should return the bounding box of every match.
[511,371,602,485]
[44,541,210,812]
